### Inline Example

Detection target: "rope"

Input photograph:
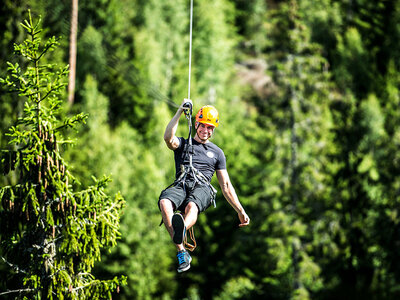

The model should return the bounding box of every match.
[184,226,197,252]
[187,0,194,101]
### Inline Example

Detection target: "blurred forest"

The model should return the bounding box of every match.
[1,0,400,299]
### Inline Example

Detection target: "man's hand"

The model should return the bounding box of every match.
[238,211,250,227]
[180,98,193,111]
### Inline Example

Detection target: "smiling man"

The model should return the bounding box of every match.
[158,99,250,273]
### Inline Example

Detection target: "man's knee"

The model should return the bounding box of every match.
[185,201,199,214]
[159,198,174,211]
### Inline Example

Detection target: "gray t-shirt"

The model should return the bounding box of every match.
[174,137,226,182]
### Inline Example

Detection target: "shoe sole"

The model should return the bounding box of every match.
[177,256,192,273]
[172,214,186,244]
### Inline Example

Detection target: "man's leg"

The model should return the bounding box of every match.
[160,198,192,273]
[159,198,174,238]
[171,201,199,244]
[171,202,199,273]
[184,201,199,229]
[159,198,185,251]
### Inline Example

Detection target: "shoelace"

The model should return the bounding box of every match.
[177,251,186,264]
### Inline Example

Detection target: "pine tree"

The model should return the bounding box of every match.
[0,11,126,299]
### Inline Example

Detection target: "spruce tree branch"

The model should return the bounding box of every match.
[40,87,57,102]
[101,200,119,217]
[36,42,57,61]
[1,256,27,274]
[0,288,36,296]
[70,280,101,292]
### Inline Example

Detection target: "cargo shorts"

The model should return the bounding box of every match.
[158,181,214,213]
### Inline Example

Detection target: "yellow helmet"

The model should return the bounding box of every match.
[195,105,219,127]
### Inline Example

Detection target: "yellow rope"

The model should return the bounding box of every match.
[184,226,197,252]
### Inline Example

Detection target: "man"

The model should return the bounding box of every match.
[159,99,250,273]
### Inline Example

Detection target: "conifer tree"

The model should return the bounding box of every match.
[0,11,126,299]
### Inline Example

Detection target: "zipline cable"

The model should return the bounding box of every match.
[187,0,194,101]
[183,0,194,169]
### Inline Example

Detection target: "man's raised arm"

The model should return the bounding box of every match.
[164,99,192,150]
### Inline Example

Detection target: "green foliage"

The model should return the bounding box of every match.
[134,0,188,98]
[215,276,256,300]
[0,12,125,299]
[3,1,400,299]
[64,75,175,299]
[334,27,370,96]
[233,1,337,298]
[233,0,268,55]
[76,0,155,132]
[0,2,31,152]
[192,0,237,99]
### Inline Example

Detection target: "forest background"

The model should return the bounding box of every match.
[1,0,400,299]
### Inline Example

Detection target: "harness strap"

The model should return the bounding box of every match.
[193,168,217,207]
[176,164,217,208]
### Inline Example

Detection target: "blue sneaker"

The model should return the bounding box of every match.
[172,213,186,244]
[177,250,192,273]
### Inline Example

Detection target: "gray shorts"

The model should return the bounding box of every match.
[158,181,214,213]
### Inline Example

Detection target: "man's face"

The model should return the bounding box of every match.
[196,122,215,141]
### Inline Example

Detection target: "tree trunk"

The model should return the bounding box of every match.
[68,0,78,105]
